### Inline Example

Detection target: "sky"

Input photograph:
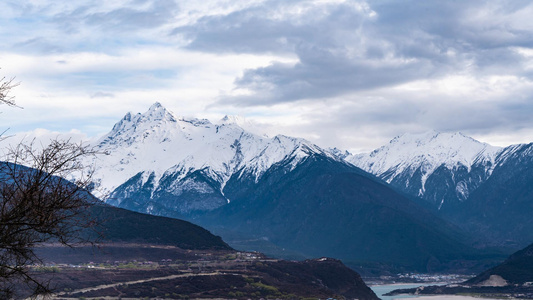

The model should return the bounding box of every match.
[1,0,533,153]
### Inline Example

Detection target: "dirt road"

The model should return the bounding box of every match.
[50,271,228,298]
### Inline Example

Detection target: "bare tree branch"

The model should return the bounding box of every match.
[0,139,99,298]
[0,75,20,107]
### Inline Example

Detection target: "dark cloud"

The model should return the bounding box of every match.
[173,0,533,105]
[223,53,434,105]
[174,0,369,54]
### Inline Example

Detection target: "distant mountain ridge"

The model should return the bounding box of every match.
[346,132,533,248]
[346,131,501,211]
[467,242,533,285]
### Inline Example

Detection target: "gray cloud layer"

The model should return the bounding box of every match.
[174,0,533,106]
[2,0,533,150]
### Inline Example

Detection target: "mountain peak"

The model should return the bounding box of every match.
[218,115,248,126]
[123,111,133,121]
[143,102,177,123]
[217,115,270,137]
[149,101,164,110]
[347,131,502,207]
[360,131,501,172]
[384,131,496,157]
[91,103,332,199]
[99,102,178,147]
[110,111,135,133]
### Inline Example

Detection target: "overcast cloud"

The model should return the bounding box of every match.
[1,0,533,152]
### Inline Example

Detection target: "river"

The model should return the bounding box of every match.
[370,283,502,300]
[371,283,439,300]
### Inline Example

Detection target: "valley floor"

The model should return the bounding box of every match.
[21,243,378,300]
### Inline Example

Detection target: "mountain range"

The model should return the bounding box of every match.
[82,103,527,273]
[347,132,533,249]
[346,131,500,212]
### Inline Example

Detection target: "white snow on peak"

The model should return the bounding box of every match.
[347,131,501,188]
[218,115,247,126]
[146,102,177,121]
[217,115,268,137]
[89,103,328,197]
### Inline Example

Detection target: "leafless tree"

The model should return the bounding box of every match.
[0,74,98,298]
[0,73,19,108]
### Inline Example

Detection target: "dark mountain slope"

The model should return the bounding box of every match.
[349,133,533,250]
[253,258,379,300]
[456,144,533,248]
[347,132,499,214]
[387,242,533,299]
[89,203,231,250]
[199,154,481,272]
[467,242,533,285]
[0,158,231,251]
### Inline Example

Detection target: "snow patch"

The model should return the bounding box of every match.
[476,275,508,287]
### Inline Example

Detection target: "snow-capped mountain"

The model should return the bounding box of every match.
[82,103,484,270]
[89,102,332,215]
[346,131,501,211]
[86,104,533,250]
[324,131,533,248]
[459,142,533,247]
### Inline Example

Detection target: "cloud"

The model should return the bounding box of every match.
[174,0,374,53]
[90,91,115,98]
[0,47,277,138]
[54,0,179,33]
[171,0,533,106]
[222,45,435,105]
[1,0,533,152]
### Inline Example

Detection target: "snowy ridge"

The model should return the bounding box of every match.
[347,131,501,193]
[218,114,268,137]
[89,102,332,199]
[88,103,525,214]
[494,142,533,166]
